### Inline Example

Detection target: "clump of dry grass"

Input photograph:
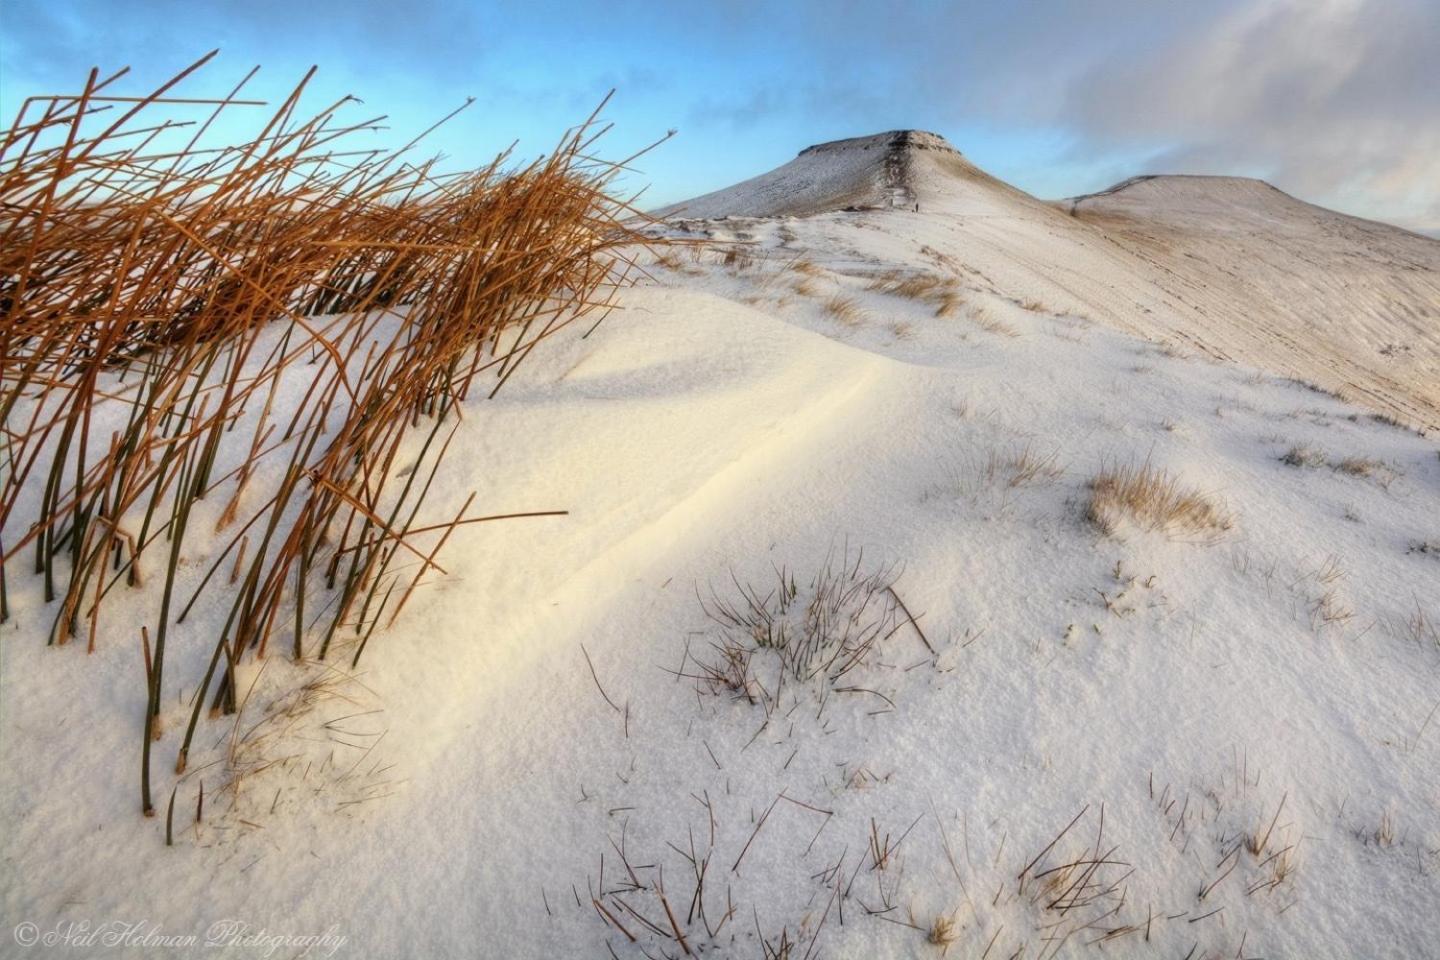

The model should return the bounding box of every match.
[1013,806,1136,947]
[1086,461,1232,537]
[683,549,909,716]
[1361,812,1397,848]
[932,288,965,318]
[1003,442,1066,487]
[649,245,706,278]
[865,269,976,322]
[864,268,903,290]
[934,441,1065,509]
[1335,457,1380,476]
[1334,456,1398,488]
[1280,444,1327,468]
[585,812,820,960]
[823,294,865,327]
[1,56,658,820]
[652,250,685,270]
[1399,599,1438,650]
[867,270,950,301]
[968,305,1019,338]
[1368,411,1413,432]
[926,914,959,951]
[721,245,759,271]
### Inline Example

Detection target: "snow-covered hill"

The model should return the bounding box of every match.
[1068,174,1440,429]
[663,132,1440,432]
[3,134,1439,959]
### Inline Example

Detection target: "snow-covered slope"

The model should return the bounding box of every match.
[4,139,1440,960]
[1068,174,1440,428]
[659,133,1440,432]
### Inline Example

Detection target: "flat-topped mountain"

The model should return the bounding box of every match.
[654,129,1025,219]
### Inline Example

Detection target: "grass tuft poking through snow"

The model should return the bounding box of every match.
[822,294,866,327]
[932,288,966,318]
[722,245,759,271]
[968,304,1020,338]
[1086,460,1233,538]
[865,269,952,302]
[687,551,901,716]
[1280,444,1328,468]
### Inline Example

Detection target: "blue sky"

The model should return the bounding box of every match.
[4,0,1436,231]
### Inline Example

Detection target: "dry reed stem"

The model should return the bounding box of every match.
[1,56,665,819]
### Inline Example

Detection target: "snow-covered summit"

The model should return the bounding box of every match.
[653,128,1009,219]
[795,129,960,158]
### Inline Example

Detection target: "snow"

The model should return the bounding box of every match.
[1068,174,1440,432]
[4,134,1440,958]
[667,132,1440,432]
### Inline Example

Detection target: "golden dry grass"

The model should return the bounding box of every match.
[927,914,958,950]
[721,245,758,271]
[1003,442,1065,487]
[823,294,865,326]
[932,288,966,318]
[0,55,659,817]
[866,270,951,300]
[969,305,1019,338]
[1335,456,1380,476]
[1086,461,1232,537]
[1334,456,1396,487]
[865,269,972,322]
